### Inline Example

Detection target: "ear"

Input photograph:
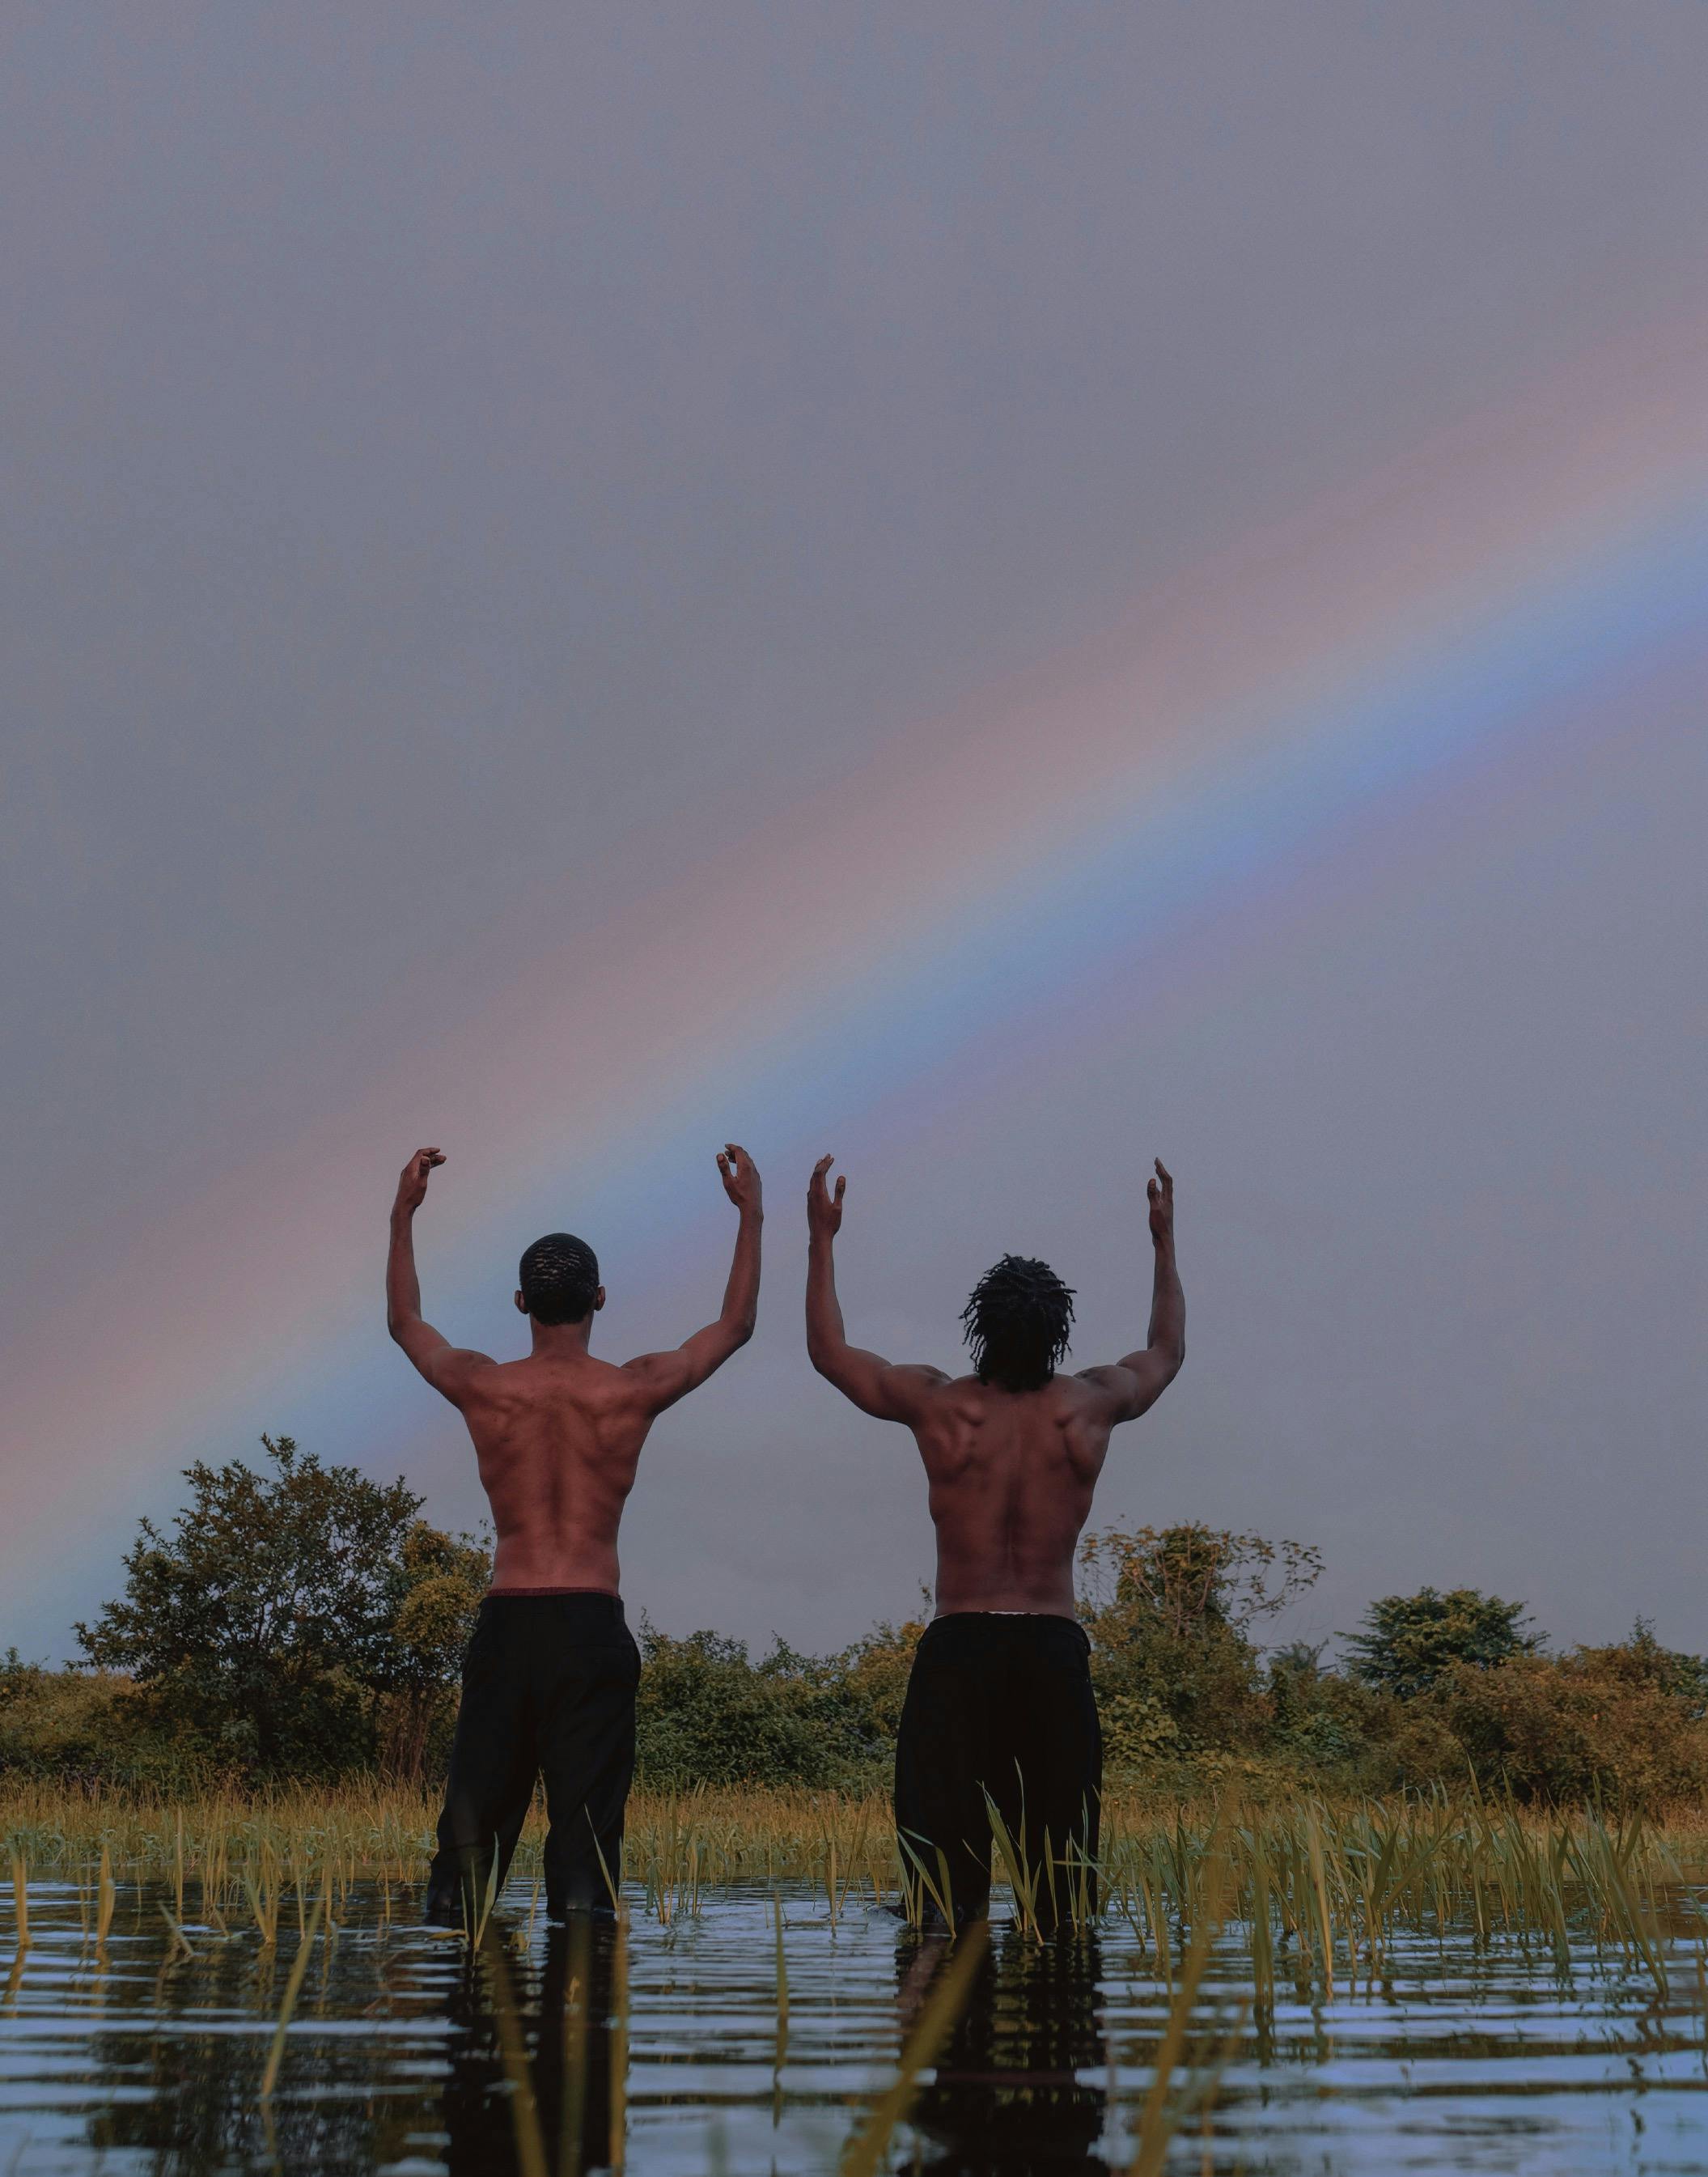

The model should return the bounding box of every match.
[595,1286,607,1313]
[515,1289,528,1316]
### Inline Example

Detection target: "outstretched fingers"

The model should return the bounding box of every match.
[717,1142,762,1208]
[807,1154,846,1232]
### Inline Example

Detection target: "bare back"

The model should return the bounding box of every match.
[386,1140,765,1596]
[908,1373,1119,1616]
[803,1152,1185,1619]
[449,1354,660,1593]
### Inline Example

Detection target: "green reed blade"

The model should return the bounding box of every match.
[260,1897,324,2099]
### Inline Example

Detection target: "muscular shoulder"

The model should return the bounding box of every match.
[918,1372,1084,1448]
[947,1373,1096,1420]
[914,1372,998,1429]
[477,1353,641,1412]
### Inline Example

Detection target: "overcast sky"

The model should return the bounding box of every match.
[2,3,1703,1664]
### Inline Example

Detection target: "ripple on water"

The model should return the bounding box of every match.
[0,1878,1704,2174]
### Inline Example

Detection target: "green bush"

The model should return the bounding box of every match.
[10,1462,1706,1813]
[1345,1587,1537,1700]
[1080,1524,1322,1765]
[73,1435,486,1783]
[0,1651,191,1789]
[1435,1636,1708,1807]
[1267,1646,1390,1777]
[634,1623,912,1793]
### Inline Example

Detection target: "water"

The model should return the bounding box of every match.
[2,1879,1705,2174]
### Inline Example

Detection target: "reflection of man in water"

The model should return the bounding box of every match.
[387,1140,764,1922]
[440,1922,616,2177]
[807,1155,1184,1929]
[901,1929,1108,2174]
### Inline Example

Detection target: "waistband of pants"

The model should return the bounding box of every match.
[480,1588,626,1622]
[922,1609,1088,1644]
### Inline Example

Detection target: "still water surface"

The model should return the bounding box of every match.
[2,1878,1705,2174]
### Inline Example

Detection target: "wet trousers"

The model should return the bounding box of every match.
[893,1611,1102,1932]
[425,1590,640,1925]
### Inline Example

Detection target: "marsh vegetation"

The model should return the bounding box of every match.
[6,1443,1708,2168]
[2,1785,1706,2174]
[9,1437,1707,1811]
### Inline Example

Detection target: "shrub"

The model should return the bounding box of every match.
[633,1626,897,1792]
[1439,1636,1708,1807]
[1266,1644,1392,1777]
[1345,1586,1537,1700]
[23,1483,1708,1814]
[75,1435,486,1781]
[374,1521,490,1780]
[0,1651,191,1789]
[1080,1524,1321,1759]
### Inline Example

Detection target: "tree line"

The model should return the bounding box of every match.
[3,1435,1705,1808]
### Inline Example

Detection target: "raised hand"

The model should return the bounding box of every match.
[395,1146,446,1216]
[717,1142,763,1216]
[808,1154,846,1241]
[1146,1157,1175,1247]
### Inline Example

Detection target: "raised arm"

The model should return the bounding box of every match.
[622,1144,764,1413]
[1079,1158,1185,1423]
[804,1156,946,1422]
[386,1148,495,1405]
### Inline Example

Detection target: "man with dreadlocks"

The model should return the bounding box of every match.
[386,1139,764,1925]
[806,1152,1183,1929]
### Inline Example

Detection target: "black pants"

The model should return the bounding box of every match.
[426,1591,641,1925]
[894,1612,1101,1932]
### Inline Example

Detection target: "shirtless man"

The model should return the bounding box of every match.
[387,1141,763,1924]
[806,1154,1183,1929]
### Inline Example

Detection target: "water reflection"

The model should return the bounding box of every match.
[905,1929,1107,2175]
[1,1876,1702,2176]
[441,1920,617,2177]
[78,1937,407,2171]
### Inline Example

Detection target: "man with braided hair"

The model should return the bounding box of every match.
[806,1154,1183,1930]
[387,1140,763,1923]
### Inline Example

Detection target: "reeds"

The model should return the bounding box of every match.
[1,1778,1699,1994]
[8,1851,27,1951]
[1125,1820,1247,2177]
[6,1776,1698,2177]
[259,1896,324,2098]
[4,1852,27,2005]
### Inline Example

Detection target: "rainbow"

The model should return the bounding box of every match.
[6,312,1707,1620]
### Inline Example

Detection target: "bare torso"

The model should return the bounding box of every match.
[909,1373,1116,1616]
[387,1140,765,1596]
[804,1153,1184,1617]
[450,1353,660,1592]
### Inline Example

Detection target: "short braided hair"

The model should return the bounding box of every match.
[519,1233,601,1325]
[961,1254,1076,1392]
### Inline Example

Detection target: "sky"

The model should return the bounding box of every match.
[2,2,1704,1666]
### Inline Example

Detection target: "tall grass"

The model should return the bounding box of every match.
[3,1777,1701,2176]
[2,1779,1702,1980]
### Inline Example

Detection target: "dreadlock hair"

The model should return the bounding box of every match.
[960,1254,1076,1392]
[518,1233,601,1326]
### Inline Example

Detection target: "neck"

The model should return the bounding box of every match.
[529,1317,594,1358]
